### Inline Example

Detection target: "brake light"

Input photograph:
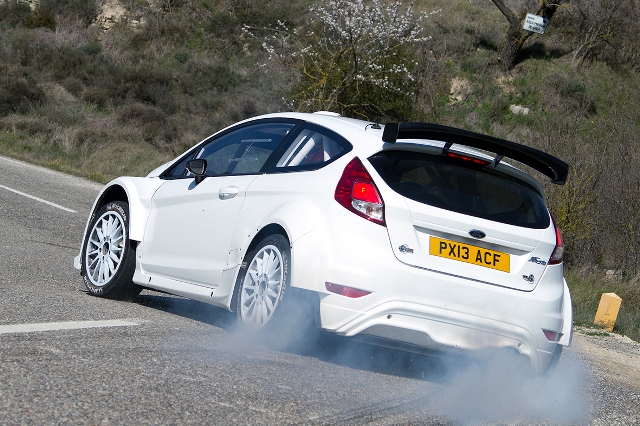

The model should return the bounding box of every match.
[548,215,564,265]
[352,182,381,203]
[335,157,385,226]
[445,152,491,166]
[326,282,371,298]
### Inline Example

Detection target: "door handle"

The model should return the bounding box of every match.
[219,186,239,200]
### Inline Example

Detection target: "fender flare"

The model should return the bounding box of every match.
[558,278,573,346]
[75,177,165,269]
[107,177,166,241]
[232,200,329,293]
[262,200,325,245]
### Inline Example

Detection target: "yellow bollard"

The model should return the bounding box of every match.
[594,293,622,331]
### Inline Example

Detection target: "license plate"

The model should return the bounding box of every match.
[429,236,510,273]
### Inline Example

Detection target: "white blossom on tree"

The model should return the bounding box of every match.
[244,0,438,118]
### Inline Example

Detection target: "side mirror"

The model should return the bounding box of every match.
[186,159,208,185]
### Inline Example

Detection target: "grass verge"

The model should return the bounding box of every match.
[0,118,171,183]
[567,269,640,342]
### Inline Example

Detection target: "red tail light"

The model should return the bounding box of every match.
[548,215,564,265]
[445,152,491,166]
[335,157,385,226]
[352,182,381,204]
[326,282,371,298]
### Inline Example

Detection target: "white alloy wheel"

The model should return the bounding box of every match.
[239,244,285,328]
[85,210,126,286]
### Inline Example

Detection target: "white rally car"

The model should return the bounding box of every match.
[74,112,572,373]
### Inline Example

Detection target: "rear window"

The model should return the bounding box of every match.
[276,129,345,168]
[267,123,352,173]
[368,150,550,229]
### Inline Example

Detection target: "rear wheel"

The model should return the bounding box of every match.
[234,234,290,329]
[545,344,563,374]
[81,201,141,301]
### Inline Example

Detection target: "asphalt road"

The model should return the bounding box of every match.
[1,155,639,425]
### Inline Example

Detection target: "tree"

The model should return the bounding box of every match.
[244,0,436,120]
[569,0,628,65]
[491,0,564,70]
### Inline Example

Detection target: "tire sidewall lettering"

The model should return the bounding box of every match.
[107,202,128,223]
[81,201,135,298]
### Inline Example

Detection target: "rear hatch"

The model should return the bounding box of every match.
[367,148,557,291]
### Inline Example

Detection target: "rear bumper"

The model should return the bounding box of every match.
[320,299,554,373]
[298,210,570,373]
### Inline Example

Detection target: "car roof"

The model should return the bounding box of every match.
[233,112,553,193]
[255,112,382,138]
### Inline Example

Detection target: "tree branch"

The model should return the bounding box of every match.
[490,0,520,26]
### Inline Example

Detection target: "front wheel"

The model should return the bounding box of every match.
[234,234,290,330]
[81,201,141,301]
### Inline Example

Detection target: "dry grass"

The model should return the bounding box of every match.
[567,269,640,342]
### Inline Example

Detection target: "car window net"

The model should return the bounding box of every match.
[368,150,550,229]
[197,123,294,175]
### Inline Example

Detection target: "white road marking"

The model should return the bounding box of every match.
[0,155,102,190]
[0,184,77,213]
[0,319,139,335]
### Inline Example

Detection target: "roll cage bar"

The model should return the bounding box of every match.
[382,122,569,185]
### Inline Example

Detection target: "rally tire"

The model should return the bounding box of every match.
[233,234,290,330]
[544,343,563,374]
[81,201,141,301]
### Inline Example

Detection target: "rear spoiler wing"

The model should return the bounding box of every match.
[382,122,568,185]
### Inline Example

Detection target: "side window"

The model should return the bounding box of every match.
[196,122,294,176]
[274,126,349,170]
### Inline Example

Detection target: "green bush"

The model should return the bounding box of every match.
[49,46,89,79]
[0,116,51,135]
[36,0,98,27]
[82,86,112,109]
[174,51,189,64]
[22,0,99,30]
[130,13,192,48]
[558,75,596,115]
[57,60,176,111]
[180,60,242,95]
[228,98,258,122]
[233,0,306,28]
[0,74,45,116]
[118,102,167,125]
[122,65,176,112]
[80,43,102,56]
[118,103,177,149]
[206,11,238,38]
[0,0,32,29]
[24,10,56,30]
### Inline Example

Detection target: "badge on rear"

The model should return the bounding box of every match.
[399,244,414,254]
[468,229,486,239]
[528,256,547,266]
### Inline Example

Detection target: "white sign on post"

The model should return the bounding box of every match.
[522,13,549,34]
